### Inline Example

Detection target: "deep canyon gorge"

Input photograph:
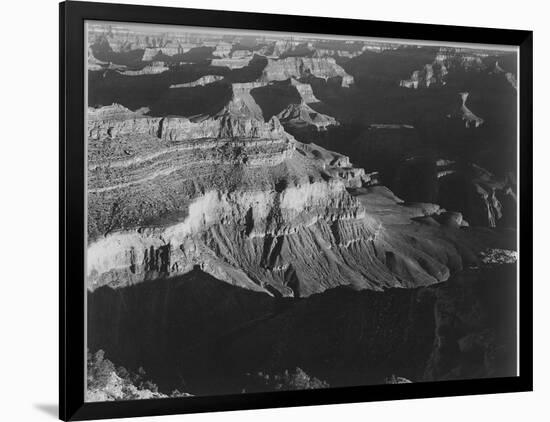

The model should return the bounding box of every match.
[85,22,518,401]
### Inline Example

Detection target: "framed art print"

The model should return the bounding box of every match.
[60,1,533,420]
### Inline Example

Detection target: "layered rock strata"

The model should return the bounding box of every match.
[289,78,320,103]
[88,96,485,297]
[169,75,224,89]
[261,57,354,87]
[117,61,169,76]
[276,102,339,131]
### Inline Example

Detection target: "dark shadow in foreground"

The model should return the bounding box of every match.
[88,264,517,397]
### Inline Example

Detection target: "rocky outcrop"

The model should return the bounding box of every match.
[170,75,224,88]
[400,48,490,89]
[400,63,447,89]
[211,56,253,69]
[437,162,516,228]
[261,57,354,87]
[276,102,338,131]
[88,104,158,140]
[290,78,320,103]
[117,61,168,76]
[87,110,482,298]
[141,44,194,61]
[447,92,484,128]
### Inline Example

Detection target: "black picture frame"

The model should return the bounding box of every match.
[60,1,533,420]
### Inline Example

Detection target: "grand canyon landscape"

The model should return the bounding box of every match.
[85,22,519,401]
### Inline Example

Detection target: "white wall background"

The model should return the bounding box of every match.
[0,0,546,420]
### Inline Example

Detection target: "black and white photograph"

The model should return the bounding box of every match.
[84,20,520,402]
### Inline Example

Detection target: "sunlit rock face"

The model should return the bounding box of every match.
[170,75,224,89]
[447,92,484,128]
[260,57,354,87]
[290,78,320,103]
[276,102,339,131]
[87,91,483,297]
[399,47,512,89]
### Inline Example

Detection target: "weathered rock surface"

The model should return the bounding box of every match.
[290,78,320,103]
[211,56,254,69]
[400,48,490,88]
[87,89,493,296]
[400,63,447,89]
[276,101,339,131]
[447,92,484,128]
[169,75,224,88]
[261,57,354,87]
[117,61,169,76]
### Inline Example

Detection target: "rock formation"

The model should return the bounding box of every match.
[400,63,447,89]
[276,102,339,131]
[169,75,224,89]
[289,78,320,103]
[447,92,484,128]
[117,61,169,76]
[261,57,354,87]
[400,48,490,88]
[88,93,490,297]
[211,56,254,69]
[86,26,519,397]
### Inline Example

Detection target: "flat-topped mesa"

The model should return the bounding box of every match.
[170,75,224,89]
[211,55,254,69]
[158,114,286,142]
[261,57,354,87]
[152,86,284,140]
[447,92,484,128]
[117,61,169,76]
[276,102,339,131]
[289,78,320,103]
[88,82,286,144]
[88,104,159,140]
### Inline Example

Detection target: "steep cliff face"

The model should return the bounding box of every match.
[400,63,447,89]
[399,49,489,89]
[261,57,354,87]
[290,78,320,103]
[447,92,484,128]
[87,96,486,296]
[276,102,339,131]
[117,62,169,76]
